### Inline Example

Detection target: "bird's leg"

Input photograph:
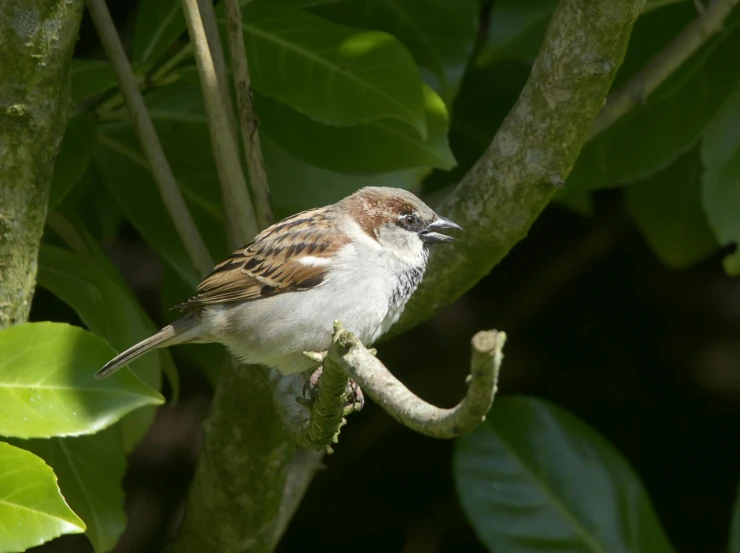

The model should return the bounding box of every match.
[299,362,364,413]
[301,365,324,403]
[345,379,364,414]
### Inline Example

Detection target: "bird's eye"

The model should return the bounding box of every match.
[404,214,418,227]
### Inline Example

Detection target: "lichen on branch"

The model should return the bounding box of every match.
[0,0,85,328]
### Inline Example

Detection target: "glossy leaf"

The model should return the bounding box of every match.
[731,482,740,553]
[627,148,717,268]
[310,0,477,101]
[93,128,206,289]
[262,135,425,218]
[702,82,740,275]
[36,245,167,451]
[21,428,126,553]
[233,3,427,135]
[50,112,98,209]
[478,0,557,65]
[0,323,163,439]
[0,441,85,552]
[70,59,117,104]
[133,0,185,64]
[566,16,740,192]
[44,211,181,405]
[254,85,454,173]
[454,396,676,553]
[423,59,529,193]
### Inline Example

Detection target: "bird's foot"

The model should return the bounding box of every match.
[298,365,364,413]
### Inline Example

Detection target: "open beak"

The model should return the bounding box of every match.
[420,216,462,244]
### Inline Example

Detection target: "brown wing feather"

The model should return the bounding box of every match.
[176,208,349,309]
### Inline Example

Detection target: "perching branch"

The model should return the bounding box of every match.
[590,0,739,137]
[394,0,647,336]
[332,324,504,438]
[86,0,214,277]
[224,0,274,229]
[181,0,260,247]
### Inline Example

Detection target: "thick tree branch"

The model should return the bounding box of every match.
[181,0,259,247]
[86,0,214,277]
[394,0,647,335]
[224,0,274,229]
[591,0,739,137]
[0,0,84,328]
[172,360,295,553]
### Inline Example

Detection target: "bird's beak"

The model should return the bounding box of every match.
[420,216,462,244]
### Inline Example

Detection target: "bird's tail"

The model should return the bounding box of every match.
[95,313,200,380]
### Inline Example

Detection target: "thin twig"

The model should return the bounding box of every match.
[181,0,260,247]
[329,323,505,439]
[590,0,739,137]
[197,0,237,137]
[150,43,193,84]
[224,0,273,228]
[86,0,214,277]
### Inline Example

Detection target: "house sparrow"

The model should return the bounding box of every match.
[96,187,461,380]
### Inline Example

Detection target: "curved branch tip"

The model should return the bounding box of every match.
[471,330,506,356]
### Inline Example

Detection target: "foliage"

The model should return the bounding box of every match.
[4,0,740,551]
[454,397,676,553]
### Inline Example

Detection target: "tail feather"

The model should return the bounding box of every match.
[95,314,200,380]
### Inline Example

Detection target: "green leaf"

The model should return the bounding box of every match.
[93,129,204,289]
[702,82,740,275]
[310,0,477,102]
[58,167,128,246]
[423,59,529,193]
[231,3,427,136]
[255,85,454,173]
[454,396,676,553]
[731,482,740,553]
[44,211,181,406]
[478,0,557,65]
[566,14,740,192]
[0,322,163,439]
[21,428,126,553]
[133,0,185,64]
[50,112,98,210]
[642,0,691,16]
[70,59,116,104]
[37,245,163,391]
[0,441,85,552]
[262,135,426,218]
[627,147,717,268]
[36,244,168,451]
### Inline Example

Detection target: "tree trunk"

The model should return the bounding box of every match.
[0,0,84,328]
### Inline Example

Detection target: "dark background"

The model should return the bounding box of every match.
[30,3,740,553]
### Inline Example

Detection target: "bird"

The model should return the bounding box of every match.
[95,186,461,380]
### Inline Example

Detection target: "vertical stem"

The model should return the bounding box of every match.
[86,0,214,276]
[181,0,260,247]
[197,0,237,136]
[224,0,274,228]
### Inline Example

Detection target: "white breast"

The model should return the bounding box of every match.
[200,228,428,374]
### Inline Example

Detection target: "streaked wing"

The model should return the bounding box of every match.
[177,208,349,309]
